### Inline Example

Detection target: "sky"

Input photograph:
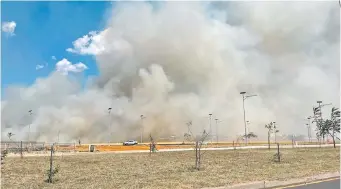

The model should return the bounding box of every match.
[1,1,112,96]
[0,1,339,142]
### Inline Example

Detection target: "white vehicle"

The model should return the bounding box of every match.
[123,140,138,146]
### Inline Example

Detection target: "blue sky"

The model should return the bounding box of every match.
[1,1,112,92]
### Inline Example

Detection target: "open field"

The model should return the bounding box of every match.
[1,147,339,189]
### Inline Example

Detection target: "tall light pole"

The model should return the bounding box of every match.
[28,110,32,142]
[316,101,332,119]
[57,130,60,144]
[209,114,212,134]
[215,118,218,143]
[316,101,332,143]
[307,117,312,142]
[108,107,112,143]
[305,123,310,142]
[273,121,277,143]
[246,120,250,134]
[140,115,145,143]
[240,92,257,145]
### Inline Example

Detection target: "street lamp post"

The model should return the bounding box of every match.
[28,110,32,142]
[209,114,212,143]
[307,117,312,143]
[108,108,112,143]
[240,92,257,145]
[316,101,332,143]
[305,123,310,142]
[209,114,212,133]
[57,130,60,144]
[140,115,145,143]
[246,120,250,133]
[215,118,218,143]
[273,122,277,143]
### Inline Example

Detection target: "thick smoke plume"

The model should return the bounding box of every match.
[1,2,340,143]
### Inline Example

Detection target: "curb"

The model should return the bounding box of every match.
[202,172,340,189]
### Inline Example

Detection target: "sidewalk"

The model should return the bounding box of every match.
[202,172,340,189]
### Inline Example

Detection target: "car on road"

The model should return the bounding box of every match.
[123,140,138,146]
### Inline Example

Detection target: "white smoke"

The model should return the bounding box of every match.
[1,2,339,143]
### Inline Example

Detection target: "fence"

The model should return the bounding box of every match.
[1,141,77,153]
[1,141,45,153]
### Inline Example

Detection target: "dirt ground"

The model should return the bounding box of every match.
[1,147,339,189]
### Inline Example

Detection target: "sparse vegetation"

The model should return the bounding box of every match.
[272,144,281,163]
[45,165,59,184]
[1,150,8,165]
[1,148,339,189]
[45,144,59,184]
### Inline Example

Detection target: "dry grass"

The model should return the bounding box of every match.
[1,147,339,189]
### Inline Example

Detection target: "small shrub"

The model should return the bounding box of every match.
[273,152,282,162]
[46,165,60,183]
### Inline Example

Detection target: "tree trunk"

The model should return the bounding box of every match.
[48,144,54,183]
[195,141,199,170]
[198,144,201,170]
[267,132,270,150]
[277,143,280,162]
[332,130,336,148]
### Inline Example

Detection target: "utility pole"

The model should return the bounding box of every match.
[239,92,257,145]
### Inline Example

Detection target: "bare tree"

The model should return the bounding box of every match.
[265,122,275,150]
[46,144,59,183]
[185,121,210,170]
[149,134,157,155]
[194,130,209,170]
[273,143,281,163]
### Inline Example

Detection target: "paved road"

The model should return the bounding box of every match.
[7,144,340,157]
[271,177,340,189]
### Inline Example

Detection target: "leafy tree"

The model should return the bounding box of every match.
[330,107,340,137]
[314,107,340,148]
[312,106,326,144]
[325,107,340,148]
[7,132,14,140]
[243,132,258,141]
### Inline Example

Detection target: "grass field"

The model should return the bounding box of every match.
[1,147,339,189]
